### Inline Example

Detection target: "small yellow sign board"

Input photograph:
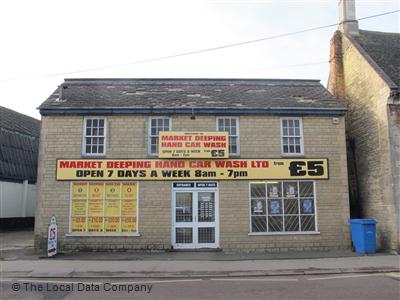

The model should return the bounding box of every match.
[159,132,229,158]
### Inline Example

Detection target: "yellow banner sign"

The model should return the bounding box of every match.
[59,159,329,180]
[159,132,229,158]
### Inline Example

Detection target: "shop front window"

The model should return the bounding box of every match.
[249,181,317,234]
[69,181,138,235]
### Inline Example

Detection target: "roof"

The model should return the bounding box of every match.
[353,30,400,89]
[0,106,40,183]
[1,106,41,137]
[39,78,346,115]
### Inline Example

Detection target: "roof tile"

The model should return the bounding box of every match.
[354,30,400,88]
[0,106,40,182]
[39,78,345,111]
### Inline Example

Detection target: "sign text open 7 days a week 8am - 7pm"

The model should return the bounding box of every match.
[56,159,329,181]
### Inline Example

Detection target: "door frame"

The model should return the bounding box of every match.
[171,182,219,249]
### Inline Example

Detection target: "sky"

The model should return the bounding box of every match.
[0,0,398,119]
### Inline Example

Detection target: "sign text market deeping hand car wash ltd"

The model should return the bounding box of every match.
[56,158,329,181]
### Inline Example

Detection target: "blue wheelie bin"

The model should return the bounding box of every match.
[348,219,377,254]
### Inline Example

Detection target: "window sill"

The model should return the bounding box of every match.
[280,153,305,158]
[248,231,320,236]
[66,233,141,237]
[81,154,107,158]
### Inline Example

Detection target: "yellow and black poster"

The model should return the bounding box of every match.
[70,182,138,235]
[87,216,103,233]
[122,182,136,198]
[71,182,87,233]
[71,199,86,216]
[104,198,120,216]
[89,182,103,199]
[122,199,136,216]
[121,216,136,233]
[105,182,120,198]
[72,182,87,198]
[104,216,120,233]
[71,217,86,233]
[88,199,103,216]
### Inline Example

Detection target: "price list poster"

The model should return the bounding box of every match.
[70,182,137,235]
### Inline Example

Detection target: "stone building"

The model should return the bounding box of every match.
[35,78,350,253]
[328,0,400,252]
[0,106,40,228]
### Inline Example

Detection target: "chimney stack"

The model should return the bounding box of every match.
[339,0,359,36]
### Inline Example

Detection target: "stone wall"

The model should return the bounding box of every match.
[34,114,350,253]
[328,31,398,252]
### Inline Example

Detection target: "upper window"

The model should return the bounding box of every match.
[83,117,106,156]
[281,118,303,155]
[149,117,171,155]
[217,117,240,156]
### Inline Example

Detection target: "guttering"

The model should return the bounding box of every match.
[40,107,347,116]
[0,176,37,185]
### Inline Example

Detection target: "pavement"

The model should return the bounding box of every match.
[1,229,399,279]
[1,254,399,279]
[0,228,34,251]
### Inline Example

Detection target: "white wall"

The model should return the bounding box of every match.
[0,180,36,218]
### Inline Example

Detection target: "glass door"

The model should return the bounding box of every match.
[196,192,217,248]
[174,192,195,248]
[173,189,219,249]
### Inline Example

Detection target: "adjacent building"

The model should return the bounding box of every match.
[328,0,400,252]
[0,106,40,228]
[34,78,350,253]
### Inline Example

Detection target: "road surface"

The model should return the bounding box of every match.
[1,273,399,299]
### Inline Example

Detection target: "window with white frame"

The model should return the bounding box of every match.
[281,118,303,155]
[249,181,317,233]
[83,117,106,155]
[149,117,171,155]
[217,117,239,156]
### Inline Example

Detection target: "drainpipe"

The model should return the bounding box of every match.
[387,88,400,253]
[22,179,28,218]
